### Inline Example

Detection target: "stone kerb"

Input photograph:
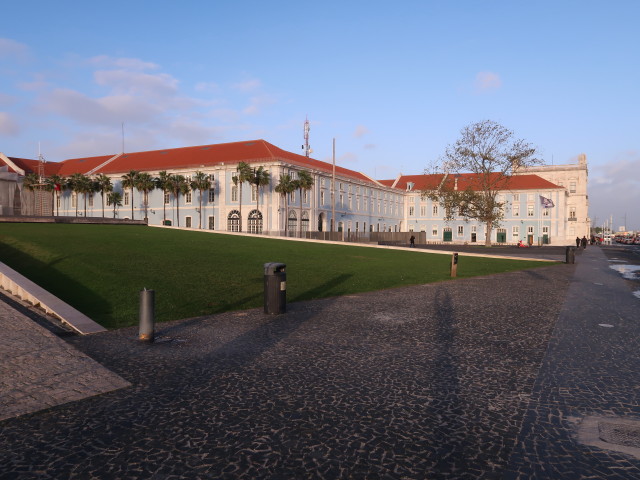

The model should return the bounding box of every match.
[0,261,106,335]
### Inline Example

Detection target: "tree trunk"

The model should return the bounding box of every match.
[485,223,493,247]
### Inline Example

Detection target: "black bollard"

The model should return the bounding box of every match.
[139,288,155,342]
[565,246,575,264]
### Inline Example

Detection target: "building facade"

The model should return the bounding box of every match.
[0,140,589,245]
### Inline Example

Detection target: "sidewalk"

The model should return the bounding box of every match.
[505,246,640,478]
[0,294,129,422]
[1,246,639,478]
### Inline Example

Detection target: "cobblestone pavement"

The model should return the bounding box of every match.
[0,293,130,423]
[504,245,640,479]
[0,246,639,479]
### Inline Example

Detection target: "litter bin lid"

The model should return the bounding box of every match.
[264,262,286,275]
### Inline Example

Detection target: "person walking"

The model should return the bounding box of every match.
[576,237,581,248]
[409,235,415,248]
[581,236,588,249]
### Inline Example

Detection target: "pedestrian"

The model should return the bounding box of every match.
[581,236,588,249]
[576,236,581,248]
[409,235,415,248]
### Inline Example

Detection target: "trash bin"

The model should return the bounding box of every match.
[264,262,286,314]
[565,246,575,264]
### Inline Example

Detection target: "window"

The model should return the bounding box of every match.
[208,188,215,202]
[71,193,77,208]
[164,192,170,205]
[512,226,519,238]
[251,185,257,202]
[457,225,464,236]
[303,190,309,204]
[339,194,344,207]
[124,192,129,206]
[290,191,296,203]
[409,197,415,203]
[527,193,534,202]
[569,207,576,218]
[527,226,534,234]
[88,193,94,207]
[185,216,192,228]
[185,190,192,204]
[420,206,426,216]
[320,191,325,205]
[543,226,549,235]
[512,204,520,217]
[513,194,520,202]
[433,205,439,216]
[409,206,415,216]
[231,186,238,202]
[569,182,576,193]
[543,208,549,217]
[432,226,438,236]
[208,216,215,230]
[527,205,534,216]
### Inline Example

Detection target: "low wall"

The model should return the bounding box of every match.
[0,216,147,225]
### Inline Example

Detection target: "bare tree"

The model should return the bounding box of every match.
[422,120,540,246]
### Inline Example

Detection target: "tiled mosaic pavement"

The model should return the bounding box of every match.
[1,245,639,479]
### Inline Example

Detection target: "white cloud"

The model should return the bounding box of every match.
[195,81,220,93]
[89,55,158,71]
[94,70,179,97]
[0,38,30,61]
[589,151,640,229]
[354,125,369,138]
[233,79,262,92]
[0,112,19,136]
[474,71,502,92]
[242,94,276,115]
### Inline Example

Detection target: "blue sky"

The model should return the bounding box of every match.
[1,0,639,230]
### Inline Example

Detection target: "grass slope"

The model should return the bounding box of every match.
[0,224,551,329]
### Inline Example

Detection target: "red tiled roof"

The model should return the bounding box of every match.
[72,139,374,183]
[387,173,562,192]
[6,157,62,176]
[57,155,115,176]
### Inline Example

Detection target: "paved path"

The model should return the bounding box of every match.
[505,245,640,479]
[0,246,639,478]
[0,294,129,422]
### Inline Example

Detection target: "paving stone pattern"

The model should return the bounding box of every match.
[504,246,640,479]
[0,295,130,423]
[2,262,570,479]
[1,246,639,479]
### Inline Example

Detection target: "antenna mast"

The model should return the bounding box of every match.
[302,117,312,157]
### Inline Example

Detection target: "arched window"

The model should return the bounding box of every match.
[227,210,241,232]
[317,213,324,232]
[287,210,297,237]
[248,209,263,234]
[301,211,310,233]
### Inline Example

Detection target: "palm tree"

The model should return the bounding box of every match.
[121,170,139,220]
[135,172,155,221]
[107,191,122,218]
[46,174,65,216]
[231,161,252,232]
[249,166,271,214]
[293,170,314,237]
[66,173,87,216]
[190,171,212,229]
[155,171,171,224]
[167,174,189,227]
[93,174,112,218]
[274,173,296,235]
[76,174,93,217]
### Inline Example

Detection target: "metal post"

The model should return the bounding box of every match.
[450,253,458,278]
[139,288,155,342]
[565,246,575,264]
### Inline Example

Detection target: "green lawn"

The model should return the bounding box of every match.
[0,224,553,329]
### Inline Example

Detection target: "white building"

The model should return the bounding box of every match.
[0,140,589,245]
